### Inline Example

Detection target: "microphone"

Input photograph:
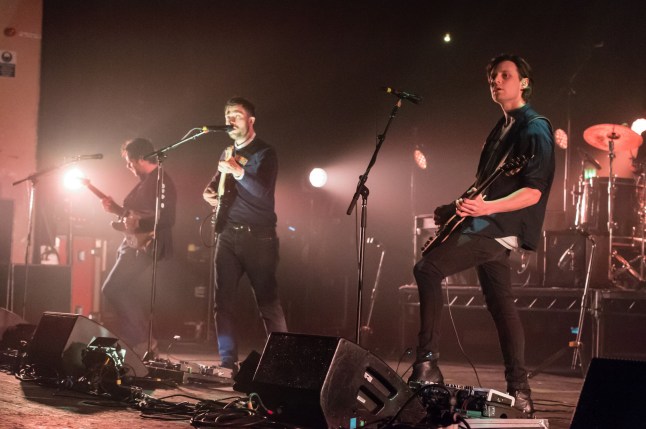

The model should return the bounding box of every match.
[202,125,233,133]
[577,147,602,170]
[76,153,103,160]
[381,86,423,104]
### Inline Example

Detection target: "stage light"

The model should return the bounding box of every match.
[63,167,86,190]
[413,147,428,170]
[309,168,328,188]
[554,129,568,149]
[631,118,646,135]
[443,33,451,43]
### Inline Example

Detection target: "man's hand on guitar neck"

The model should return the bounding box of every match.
[101,196,124,216]
[218,157,244,179]
[456,187,542,218]
[456,194,490,218]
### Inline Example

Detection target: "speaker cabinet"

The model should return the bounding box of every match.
[0,264,71,324]
[0,199,13,265]
[571,358,646,428]
[251,332,424,428]
[542,230,611,288]
[27,312,148,378]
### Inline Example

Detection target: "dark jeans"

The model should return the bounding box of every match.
[214,225,287,365]
[413,231,530,391]
[102,243,151,348]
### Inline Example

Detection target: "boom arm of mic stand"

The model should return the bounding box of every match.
[144,128,209,161]
[346,100,401,215]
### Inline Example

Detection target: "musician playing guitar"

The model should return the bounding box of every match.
[409,54,555,418]
[100,138,176,357]
[202,97,287,375]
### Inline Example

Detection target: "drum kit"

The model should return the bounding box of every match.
[573,123,645,288]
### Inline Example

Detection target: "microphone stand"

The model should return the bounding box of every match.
[12,157,90,319]
[346,99,402,346]
[142,129,209,360]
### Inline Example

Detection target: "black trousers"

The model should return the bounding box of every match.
[213,225,287,365]
[413,231,530,390]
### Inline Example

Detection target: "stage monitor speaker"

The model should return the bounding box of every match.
[0,308,28,342]
[570,357,646,428]
[27,312,148,378]
[251,332,424,428]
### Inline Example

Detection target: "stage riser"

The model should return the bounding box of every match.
[399,286,646,365]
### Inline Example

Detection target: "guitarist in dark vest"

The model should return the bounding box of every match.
[203,97,287,375]
[100,138,177,357]
[409,54,555,417]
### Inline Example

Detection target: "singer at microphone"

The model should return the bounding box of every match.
[381,86,423,104]
[202,125,233,132]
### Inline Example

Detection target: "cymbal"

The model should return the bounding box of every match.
[583,123,643,151]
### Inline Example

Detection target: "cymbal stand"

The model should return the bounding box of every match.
[640,183,646,281]
[607,135,616,282]
[572,161,587,229]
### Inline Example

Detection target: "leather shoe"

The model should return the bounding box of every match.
[510,389,535,417]
[408,359,444,388]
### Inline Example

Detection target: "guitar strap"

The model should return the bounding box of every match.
[478,113,552,186]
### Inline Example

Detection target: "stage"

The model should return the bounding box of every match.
[1,283,645,428]
[0,339,581,429]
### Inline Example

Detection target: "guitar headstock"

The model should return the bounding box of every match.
[501,155,531,176]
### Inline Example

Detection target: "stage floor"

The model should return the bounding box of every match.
[0,342,582,429]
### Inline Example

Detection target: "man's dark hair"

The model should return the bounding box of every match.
[225,97,256,118]
[486,54,534,102]
[121,138,156,163]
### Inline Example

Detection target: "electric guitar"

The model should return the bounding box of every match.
[80,178,154,250]
[420,155,530,256]
[213,146,236,234]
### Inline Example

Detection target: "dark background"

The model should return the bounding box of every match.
[33,0,645,356]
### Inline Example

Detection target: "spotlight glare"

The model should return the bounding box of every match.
[443,33,451,43]
[309,168,328,188]
[63,168,86,190]
[413,149,427,170]
[632,118,646,135]
[554,128,568,149]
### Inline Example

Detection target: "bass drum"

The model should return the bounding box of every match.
[577,177,642,237]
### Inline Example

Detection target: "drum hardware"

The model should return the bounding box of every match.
[611,250,643,283]
[581,124,644,286]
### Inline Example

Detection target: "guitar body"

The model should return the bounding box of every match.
[420,155,530,257]
[80,178,154,250]
[421,215,465,256]
[110,215,154,251]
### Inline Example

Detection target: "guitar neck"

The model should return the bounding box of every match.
[85,182,108,200]
[467,168,506,199]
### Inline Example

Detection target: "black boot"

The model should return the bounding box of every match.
[408,351,444,388]
[509,388,535,417]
